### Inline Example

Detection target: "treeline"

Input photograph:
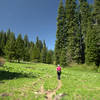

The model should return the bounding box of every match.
[0,29,54,64]
[55,0,100,67]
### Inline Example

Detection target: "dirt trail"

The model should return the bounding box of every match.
[45,80,62,100]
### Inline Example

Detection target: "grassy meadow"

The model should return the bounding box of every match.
[0,62,100,100]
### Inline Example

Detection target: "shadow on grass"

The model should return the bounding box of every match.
[0,70,37,81]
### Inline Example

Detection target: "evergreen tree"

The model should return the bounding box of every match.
[41,40,47,63]
[93,0,100,66]
[36,36,39,48]
[65,0,77,63]
[0,30,7,56]
[94,0,100,25]
[32,45,40,62]
[23,47,30,61]
[55,0,65,64]
[46,50,53,64]
[60,48,67,67]
[6,28,11,41]
[85,23,98,65]
[0,31,4,56]
[23,34,30,61]
[36,36,43,52]
[74,8,82,64]
[29,41,34,61]
[24,34,29,47]
[5,32,16,61]
[15,34,24,62]
[79,0,90,63]
[38,40,43,52]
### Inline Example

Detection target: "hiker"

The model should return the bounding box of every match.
[56,65,61,80]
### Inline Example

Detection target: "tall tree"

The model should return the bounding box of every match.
[29,41,34,61]
[6,28,11,41]
[23,34,30,61]
[55,0,65,64]
[15,34,24,62]
[41,40,47,63]
[36,36,43,52]
[24,34,29,47]
[79,0,90,63]
[85,21,98,65]
[32,45,40,62]
[74,7,83,64]
[60,48,67,67]
[65,0,77,63]
[46,50,54,64]
[0,31,6,56]
[5,32,16,61]
[93,0,100,66]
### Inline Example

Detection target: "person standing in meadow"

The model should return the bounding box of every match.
[56,65,61,80]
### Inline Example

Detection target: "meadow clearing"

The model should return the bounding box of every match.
[0,62,100,100]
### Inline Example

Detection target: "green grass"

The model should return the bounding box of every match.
[0,62,100,100]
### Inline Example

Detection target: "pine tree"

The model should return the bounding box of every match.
[23,34,30,61]
[0,31,4,56]
[46,50,53,64]
[29,41,34,61]
[32,45,40,62]
[15,34,24,63]
[85,0,100,67]
[94,0,100,25]
[55,0,65,64]
[93,0,100,66]
[74,7,82,64]
[5,32,16,61]
[41,40,47,63]
[38,40,43,52]
[65,0,77,63]
[36,36,43,52]
[79,0,90,63]
[60,48,67,67]
[24,34,29,47]
[0,30,7,56]
[85,21,97,65]
[6,28,11,41]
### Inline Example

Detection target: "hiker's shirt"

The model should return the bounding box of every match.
[56,66,61,73]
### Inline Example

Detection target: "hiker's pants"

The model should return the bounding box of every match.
[57,71,61,80]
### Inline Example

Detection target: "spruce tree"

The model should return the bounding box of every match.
[55,0,65,64]
[23,34,30,61]
[60,48,67,67]
[0,31,6,56]
[29,41,34,61]
[5,32,16,61]
[36,36,39,48]
[24,34,29,47]
[65,0,77,63]
[15,34,24,63]
[85,21,97,65]
[38,40,43,52]
[6,28,11,41]
[74,8,82,64]
[85,0,100,67]
[46,50,53,64]
[79,0,90,63]
[41,40,47,63]
[32,45,40,62]
[36,36,43,52]
[93,0,100,66]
